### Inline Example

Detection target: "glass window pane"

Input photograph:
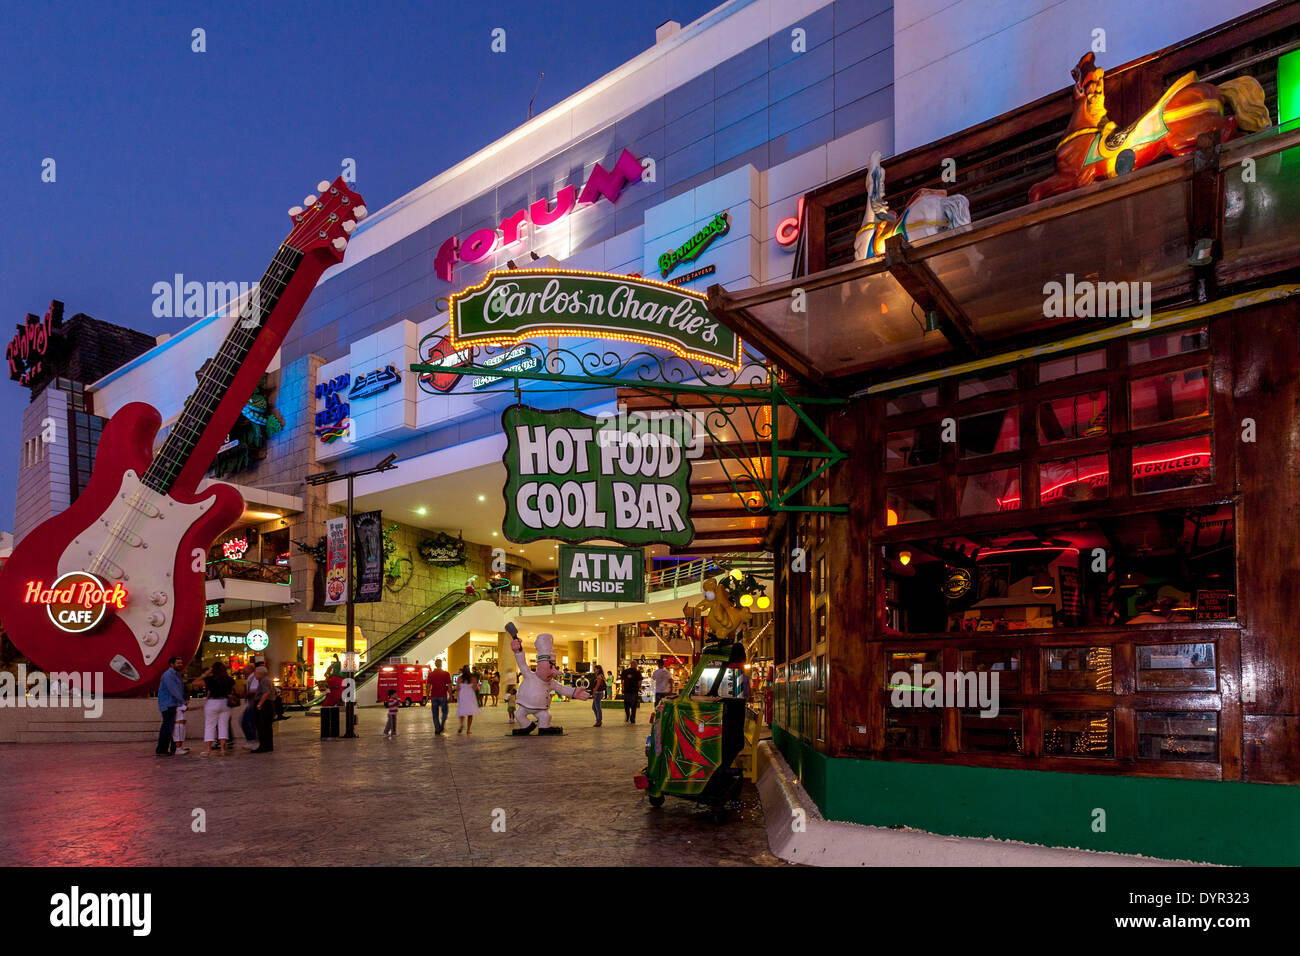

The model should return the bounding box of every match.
[1137,643,1217,691]
[884,708,942,750]
[1039,454,1109,506]
[957,368,1016,400]
[1043,646,1114,692]
[959,407,1019,458]
[1043,711,1114,756]
[1136,712,1218,761]
[1039,349,1106,383]
[886,423,942,471]
[1132,436,1212,494]
[960,648,1022,693]
[886,483,939,525]
[886,387,939,416]
[960,467,1020,515]
[1130,367,1210,428]
[961,709,1023,754]
[1039,391,1108,443]
[885,649,942,688]
[1129,325,1208,363]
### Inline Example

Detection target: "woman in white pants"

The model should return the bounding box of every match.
[192,661,236,755]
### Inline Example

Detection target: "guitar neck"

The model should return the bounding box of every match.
[141,242,314,496]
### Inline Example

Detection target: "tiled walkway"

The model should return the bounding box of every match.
[0,702,785,866]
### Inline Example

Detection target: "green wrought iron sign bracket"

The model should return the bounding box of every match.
[409,346,848,516]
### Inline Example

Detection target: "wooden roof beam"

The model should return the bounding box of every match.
[884,234,981,356]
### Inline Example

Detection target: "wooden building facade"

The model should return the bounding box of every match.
[707,2,1300,863]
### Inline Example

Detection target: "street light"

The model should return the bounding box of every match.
[305,452,399,738]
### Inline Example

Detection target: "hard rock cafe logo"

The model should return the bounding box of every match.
[24,571,128,633]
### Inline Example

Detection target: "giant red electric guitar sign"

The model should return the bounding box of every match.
[0,178,368,693]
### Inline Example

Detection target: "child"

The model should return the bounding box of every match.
[383,689,399,737]
[504,685,517,724]
[172,702,190,755]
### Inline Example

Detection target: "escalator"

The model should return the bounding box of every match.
[307,589,484,706]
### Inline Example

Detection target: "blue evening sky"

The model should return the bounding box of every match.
[0,0,720,529]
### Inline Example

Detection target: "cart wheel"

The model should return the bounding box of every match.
[648,794,665,808]
[709,806,728,825]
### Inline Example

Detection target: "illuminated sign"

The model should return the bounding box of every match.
[501,405,694,547]
[349,364,401,399]
[205,602,223,619]
[471,344,541,390]
[24,572,127,634]
[668,264,716,287]
[222,536,249,559]
[434,149,645,283]
[998,452,1212,509]
[8,300,64,388]
[315,373,350,442]
[245,628,270,652]
[449,268,740,369]
[658,212,729,278]
[775,197,805,248]
[416,332,472,395]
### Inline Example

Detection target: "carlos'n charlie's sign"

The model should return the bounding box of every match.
[450,269,740,369]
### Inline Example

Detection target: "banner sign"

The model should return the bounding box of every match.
[353,510,383,604]
[324,516,349,606]
[451,269,740,368]
[501,405,694,547]
[558,545,646,602]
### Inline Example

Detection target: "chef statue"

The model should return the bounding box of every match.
[505,622,589,735]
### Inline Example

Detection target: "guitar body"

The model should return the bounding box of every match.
[0,403,244,694]
[0,176,367,695]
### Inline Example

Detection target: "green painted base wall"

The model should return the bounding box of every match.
[772,727,1300,866]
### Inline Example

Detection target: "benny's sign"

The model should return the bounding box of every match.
[501,405,694,547]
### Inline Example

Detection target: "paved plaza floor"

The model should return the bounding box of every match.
[0,702,785,867]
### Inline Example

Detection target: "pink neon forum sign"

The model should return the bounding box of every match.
[434,149,645,283]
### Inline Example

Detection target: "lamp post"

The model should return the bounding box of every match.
[306,452,398,738]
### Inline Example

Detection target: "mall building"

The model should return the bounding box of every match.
[10,0,1299,860]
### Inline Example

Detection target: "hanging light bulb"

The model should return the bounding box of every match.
[739,593,754,607]
[730,568,744,581]
[756,595,771,610]
[898,549,912,566]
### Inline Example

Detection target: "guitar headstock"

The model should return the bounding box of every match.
[286,177,368,263]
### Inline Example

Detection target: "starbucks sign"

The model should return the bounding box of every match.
[450,269,740,368]
[502,405,694,547]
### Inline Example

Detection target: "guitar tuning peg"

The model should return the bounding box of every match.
[304,194,318,206]
[317,180,331,193]
[332,237,348,252]
[288,206,304,217]
[353,205,368,220]
[342,220,357,234]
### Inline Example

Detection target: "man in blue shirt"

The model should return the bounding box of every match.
[156,656,186,756]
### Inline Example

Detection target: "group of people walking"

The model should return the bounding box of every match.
[155,657,280,756]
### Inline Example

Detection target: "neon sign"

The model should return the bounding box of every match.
[8,300,63,388]
[222,537,249,559]
[658,212,729,278]
[775,197,804,248]
[315,372,350,441]
[434,149,645,284]
[349,364,401,399]
[24,572,127,633]
[998,452,1211,509]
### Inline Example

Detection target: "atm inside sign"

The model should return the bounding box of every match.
[557,546,645,603]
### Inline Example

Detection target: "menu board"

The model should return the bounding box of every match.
[1195,589,1231,620]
